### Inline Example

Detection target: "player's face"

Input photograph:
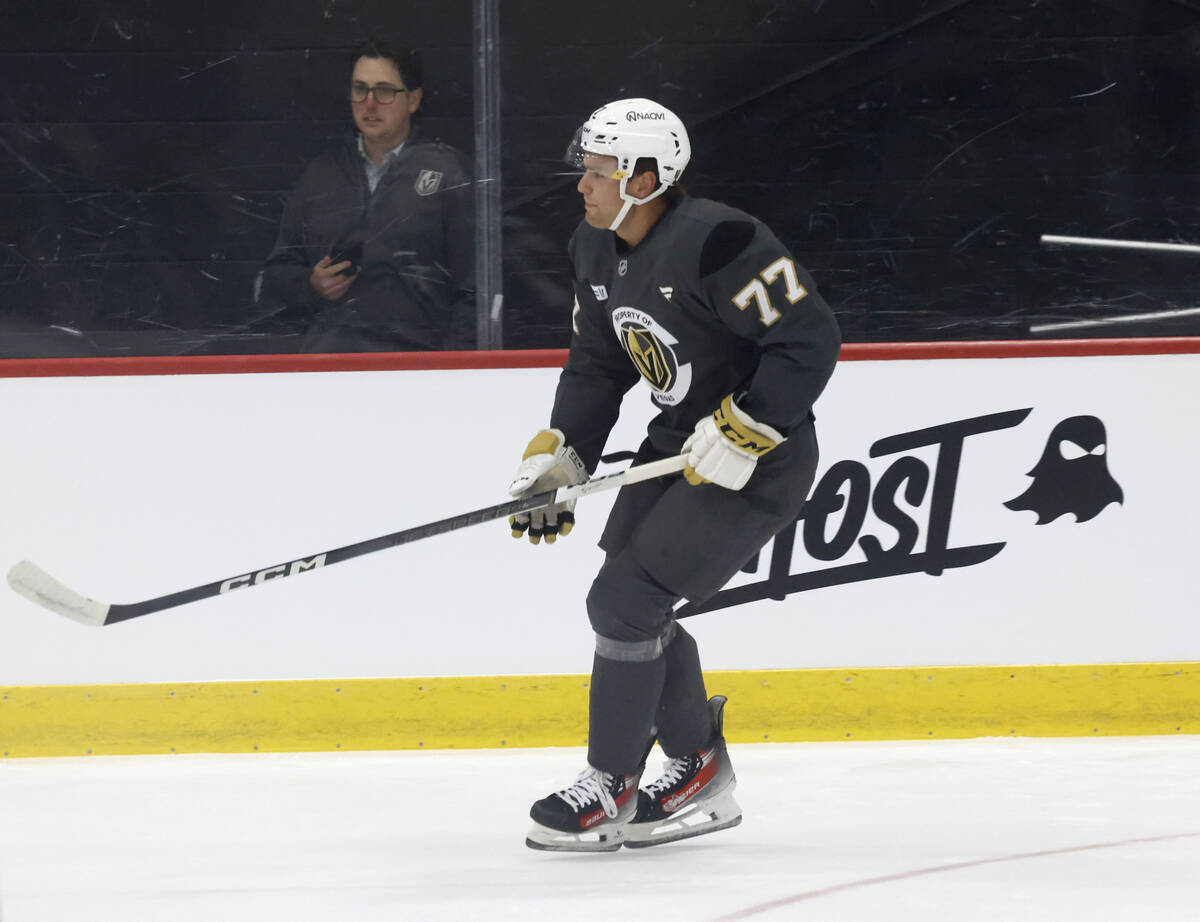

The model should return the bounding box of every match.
[577,153,624,229]
[350,56,421,149]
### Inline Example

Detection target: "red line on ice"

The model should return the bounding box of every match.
[708,830,1200,921]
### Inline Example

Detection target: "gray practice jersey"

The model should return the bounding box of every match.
[550,195,842,469]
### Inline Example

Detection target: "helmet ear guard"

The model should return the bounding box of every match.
[564,98,691,230]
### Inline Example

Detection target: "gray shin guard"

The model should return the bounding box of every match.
[587,649,666,775]
[654,624,713,757]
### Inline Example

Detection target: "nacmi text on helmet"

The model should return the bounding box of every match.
[626,111,665,121]
[219,555,327,593]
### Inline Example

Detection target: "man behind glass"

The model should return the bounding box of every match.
[259,40,474,351]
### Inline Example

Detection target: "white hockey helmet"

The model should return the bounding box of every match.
[565,98,691,230]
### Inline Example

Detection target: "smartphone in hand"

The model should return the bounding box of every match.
[328,238,364,276]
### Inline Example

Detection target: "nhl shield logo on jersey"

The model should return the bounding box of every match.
[611,307,692,405]
[414,170,444,196]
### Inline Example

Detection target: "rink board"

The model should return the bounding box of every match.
[2,662,1197,757]
[1,341,1199,756]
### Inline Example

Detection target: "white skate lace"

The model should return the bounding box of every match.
[645,755,691,795]
[555,767,619,819]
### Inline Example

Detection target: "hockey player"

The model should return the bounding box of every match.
[509,98,840,851]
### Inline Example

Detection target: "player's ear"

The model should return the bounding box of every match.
[407,87,423,115]
[629,168,659,199]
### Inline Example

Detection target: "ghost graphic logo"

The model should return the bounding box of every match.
[666,407,1130,620]
[1005,415,1124,524]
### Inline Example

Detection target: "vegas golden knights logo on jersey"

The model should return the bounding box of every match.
[611,307,693,406]
[620,324,675,392]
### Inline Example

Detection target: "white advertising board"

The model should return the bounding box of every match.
[0,352,1195,684]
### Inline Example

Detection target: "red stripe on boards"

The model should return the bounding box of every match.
[1,338,1198,378]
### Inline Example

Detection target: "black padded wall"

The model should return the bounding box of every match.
[3,0,1198,355]
[500,0,1200,347]
[0,0,473,356]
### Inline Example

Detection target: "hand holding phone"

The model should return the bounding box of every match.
[310,254,359,301]
[328,238,364,276]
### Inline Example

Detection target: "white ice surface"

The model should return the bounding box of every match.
[1,736,1198,921]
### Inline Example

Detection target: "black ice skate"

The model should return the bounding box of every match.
[624,695,742,848]
[525,765,641,852]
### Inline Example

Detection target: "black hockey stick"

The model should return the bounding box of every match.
[8,454,688,627]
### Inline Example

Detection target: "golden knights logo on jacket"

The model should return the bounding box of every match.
[415,169,444,196]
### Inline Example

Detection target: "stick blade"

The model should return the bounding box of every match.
[7,560,110,626]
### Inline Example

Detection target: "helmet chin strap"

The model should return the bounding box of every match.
[607,198,636,232]
[607,176,637,231]
[607,175,667,232]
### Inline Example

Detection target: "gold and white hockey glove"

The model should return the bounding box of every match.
[682,394,786,491]
[508,429,588,544]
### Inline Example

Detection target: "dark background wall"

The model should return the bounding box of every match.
[501,0,1200,347]
[3,0,1199,356]
[0,0,474,356]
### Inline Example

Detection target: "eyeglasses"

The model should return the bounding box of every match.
[349,82,408,104]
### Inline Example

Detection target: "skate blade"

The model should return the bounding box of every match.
[623,813,742,849]
[623,789,743,849]
[525,822,625,853]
